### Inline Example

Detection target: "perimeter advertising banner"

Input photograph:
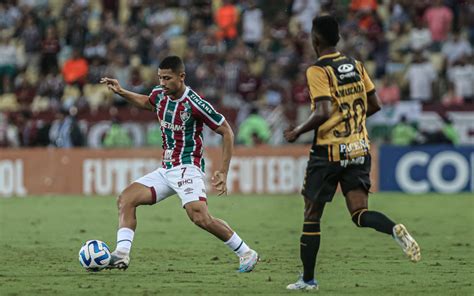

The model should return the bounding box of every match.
[0,146,379,196]
[379,145,474,193]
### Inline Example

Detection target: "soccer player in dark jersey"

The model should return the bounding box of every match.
[284,16,420,290]
[100,56,258,272]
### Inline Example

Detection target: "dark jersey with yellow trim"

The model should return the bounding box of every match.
[306,52,375,163]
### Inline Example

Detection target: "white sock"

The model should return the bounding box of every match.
[224,232,250,257]
[116,228,134,254]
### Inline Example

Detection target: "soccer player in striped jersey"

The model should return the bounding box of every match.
[100,56,258,272]
[284,16,420,291]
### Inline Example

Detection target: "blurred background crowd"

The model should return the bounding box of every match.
[0,0,472,148]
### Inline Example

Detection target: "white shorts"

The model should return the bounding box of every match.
[134,165,207,207]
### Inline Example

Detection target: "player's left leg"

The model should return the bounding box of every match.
[345,188,395,234]
[344,189,421,262]
[184,200,258,272]
[168,165,258,272]
[341,155,420,262]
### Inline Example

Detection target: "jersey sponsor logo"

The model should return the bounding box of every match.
[340,156,365,168]
[339,139,369,154]
[337,64,357,80]
[337,64,354,73]
[191,96,214,114]
[161,120,185,131]
[339,72,357,80]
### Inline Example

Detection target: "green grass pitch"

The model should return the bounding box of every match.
[1,193,473,295]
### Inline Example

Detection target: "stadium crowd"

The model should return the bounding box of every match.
[0,0,472,148]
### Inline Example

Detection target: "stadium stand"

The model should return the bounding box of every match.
[0,0,472,148]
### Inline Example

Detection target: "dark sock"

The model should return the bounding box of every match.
[353,209,396,235]
[300,221,321,282]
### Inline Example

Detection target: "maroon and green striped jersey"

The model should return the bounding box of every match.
[148,85,225,171]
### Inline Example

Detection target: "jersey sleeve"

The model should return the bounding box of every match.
[148,86,163,111]
[190,98,225,130]
[306,66,332,101]
[357,62,376,95]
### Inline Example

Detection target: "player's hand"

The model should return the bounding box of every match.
[284,127,299,143]
[212,170,228,196]
[100,77,122,94]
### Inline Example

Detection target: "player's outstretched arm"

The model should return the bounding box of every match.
[212,120,234,196]
[284,99,332,143]
[366,92,382,117]
[100,77,153,111]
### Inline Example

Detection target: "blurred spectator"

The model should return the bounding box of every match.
[195,58,223,104]
[441,115,460,145]
[377,75,400,105]
[84,35,107,61]
[49,107,84,148]
[20,14,41,70]
[0,33,17,94]
[237,106,271,146]
[0,2,22,29]
[222,52,242,93]
[291,71,309,106]
[391,116,418,146]
[214,0,239,44]
[40,26,60,75]
[241,0,263,49]
[103,117,132,148]
[291,0,320,34]
[441,83,463,107]
[14,74,36,108]
[423,0,453,47]
[350,0,377,12]
[447,55,474,101]
[37,72,65,110]
[0,1,471,148]
[188,19,207,49]
[409,18,432,51]
[237,60,261,102]
[441,30,472,66]
[88,57,108,84]
[386,21,410,63]
[0,112,19,147]
[404,51,437,102]
[14,110,38,147]
[128,68,146,95]
[61,48,89,86]
[421,115,460,145]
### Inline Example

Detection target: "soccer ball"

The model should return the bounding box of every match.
[78,240,111,271]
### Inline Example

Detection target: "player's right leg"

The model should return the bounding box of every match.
[107,182,155,270]
[109,169,174,270]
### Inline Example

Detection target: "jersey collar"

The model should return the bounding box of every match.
[318,51,341,60]
[169,86,189,102]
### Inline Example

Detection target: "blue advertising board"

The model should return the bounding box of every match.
[379,145,473,193]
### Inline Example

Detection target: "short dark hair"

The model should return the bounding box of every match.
[312,15,340,46]
[159,56,185,73]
